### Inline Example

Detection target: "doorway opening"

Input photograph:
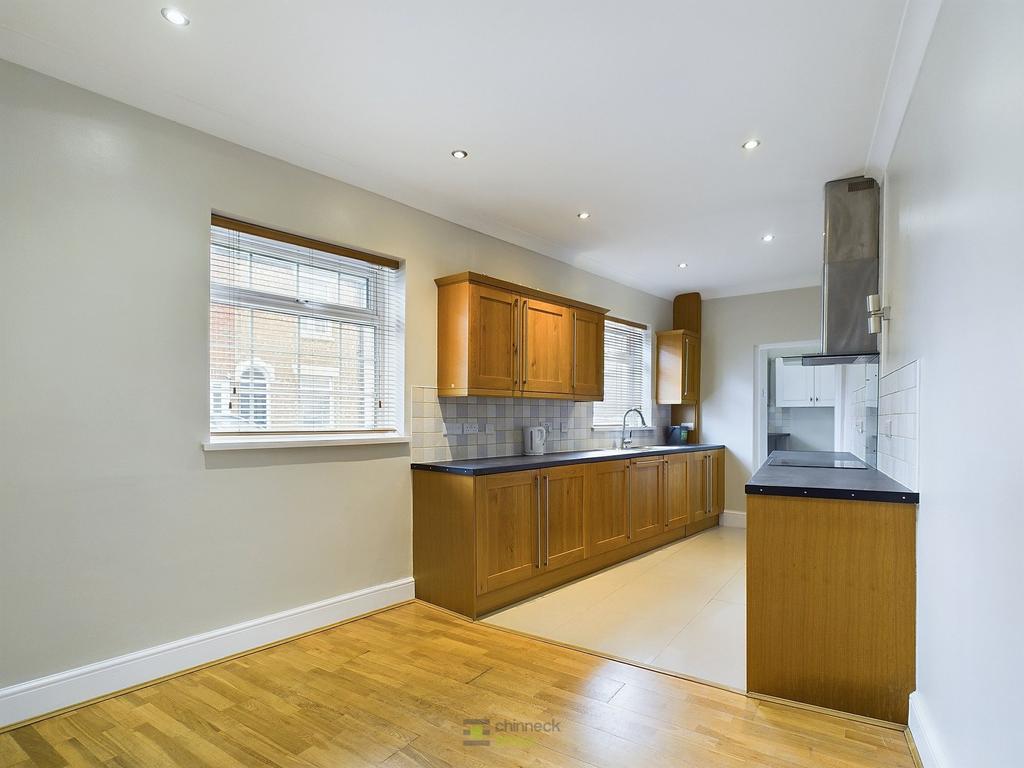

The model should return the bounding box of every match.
[754,341,879,469]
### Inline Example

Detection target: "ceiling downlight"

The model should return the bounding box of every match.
[160,8,190,26]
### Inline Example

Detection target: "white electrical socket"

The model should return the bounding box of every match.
[463,422,480,434]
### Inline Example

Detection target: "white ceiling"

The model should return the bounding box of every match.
[0,1,911,299]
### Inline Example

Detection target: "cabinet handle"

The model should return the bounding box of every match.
[545,475,551,566]
[572,312,577,390]
[626,463,632,541]
[684,340,690,398]
[708,456,713,514]
[536,474,542,568]
[522,300,528,389]
[705,455,711,515]
[512,298,519,390]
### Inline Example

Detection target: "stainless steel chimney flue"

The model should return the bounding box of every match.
[803,176,881,366]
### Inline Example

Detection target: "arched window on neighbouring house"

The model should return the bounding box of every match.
[237,365,269,428]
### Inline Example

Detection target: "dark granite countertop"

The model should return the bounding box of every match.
[411,443,725,476]
[746,451,919,504]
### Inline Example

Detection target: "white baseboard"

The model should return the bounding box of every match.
[908,692,946,768]
[0,576,414,729]
[721,509,747,528]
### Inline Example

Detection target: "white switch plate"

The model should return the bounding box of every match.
[560,421,569,434]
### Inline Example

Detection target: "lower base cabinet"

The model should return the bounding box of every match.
[629,457,665,541]
[413,448,725,619]
[586,460,630,555]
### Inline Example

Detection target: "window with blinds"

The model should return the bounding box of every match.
[209,217,402,435]
[593,319,652,427]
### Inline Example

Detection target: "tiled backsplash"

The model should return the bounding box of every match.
[877,360,919,491]
[410,386,670,462]
[840,363,879,464]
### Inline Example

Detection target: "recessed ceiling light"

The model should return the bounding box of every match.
[678,263,688,269]
[161,7,190,26]
[742,139,761,150]
[577,212,591,220]
[762,233,775,242]
[450,149,468,159]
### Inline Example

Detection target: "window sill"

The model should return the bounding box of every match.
[202,434,410,451]
[591,425,657,433]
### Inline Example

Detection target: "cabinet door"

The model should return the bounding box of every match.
[541,465,586,571]
[813,366,837,407]
[521,298,573,395]
[688,451,709,523]
[682,332,700,403]
[656,331,682,404]
[664,454,689,530]
[468,284,518,392]
[572,310,604,399]
[629,458,664,541]
[709,449,725,517]
[775,357,815,408]
[586,460,630,556]
[476,471,540,594]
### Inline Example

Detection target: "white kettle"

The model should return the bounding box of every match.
[522,426,547,456]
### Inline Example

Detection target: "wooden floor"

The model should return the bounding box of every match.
[0,602,916,768]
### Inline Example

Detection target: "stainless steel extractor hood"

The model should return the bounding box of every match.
[803,176,881,367]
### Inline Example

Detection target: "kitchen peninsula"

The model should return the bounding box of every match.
[746,451,919,724]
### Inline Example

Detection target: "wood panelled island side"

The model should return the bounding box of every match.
[745,451,919,724]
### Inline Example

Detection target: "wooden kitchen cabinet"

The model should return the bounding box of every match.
[687,451,709,523]
[468,284,518,392]
[413,446,726,618]
[585,459,631,556]
[539,464,586,570]
[521,297,573,395]
[687,449,724,522]
[571,309,604,399]
[475,470,540,594]
[663,453,690,530]
[709,448,725,516]
[629,457,664,541]
[436,272,608,400]
[656,329,700,405]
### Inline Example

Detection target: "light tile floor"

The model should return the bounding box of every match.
[482,525,747,690]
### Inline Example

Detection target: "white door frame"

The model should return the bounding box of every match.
[754,340,819,469]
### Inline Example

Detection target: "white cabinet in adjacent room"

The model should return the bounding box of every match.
[775,359,837,408]
[813,365,836,407]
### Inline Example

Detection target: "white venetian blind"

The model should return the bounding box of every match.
[593,318,652,427]
[209,217,403,434]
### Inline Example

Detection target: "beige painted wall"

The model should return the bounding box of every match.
[700,287,820,511]
[880,2,1023,764]
[0,61,672,686]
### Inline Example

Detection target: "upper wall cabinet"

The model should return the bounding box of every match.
[436,272,609,400]
[775,359,837,408]
[571,309,605,399]
[655,329,700,405]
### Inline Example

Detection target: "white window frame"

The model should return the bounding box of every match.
[593,318,653,429]
[205,221,406,450]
